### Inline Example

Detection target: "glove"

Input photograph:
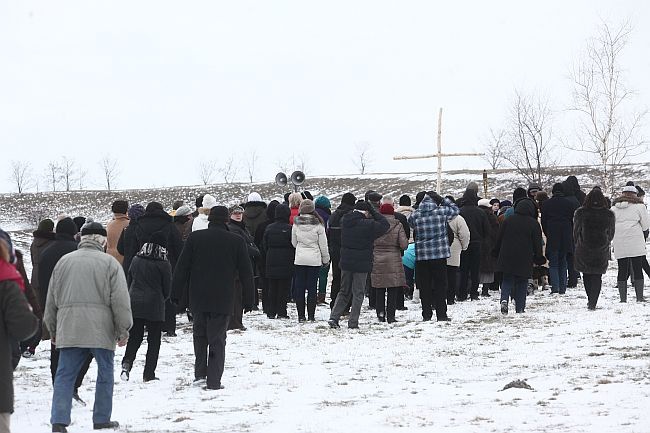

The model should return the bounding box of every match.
[534,255,547,266]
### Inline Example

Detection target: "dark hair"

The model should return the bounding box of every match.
[398,194,411,207]
[584,188,607,209]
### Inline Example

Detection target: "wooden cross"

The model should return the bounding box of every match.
[393,108,484,193]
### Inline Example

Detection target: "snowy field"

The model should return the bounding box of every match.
[10,268,650,433]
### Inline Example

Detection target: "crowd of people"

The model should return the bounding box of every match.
[1,175,648,432]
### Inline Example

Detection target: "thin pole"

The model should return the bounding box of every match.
[436,107,443,193]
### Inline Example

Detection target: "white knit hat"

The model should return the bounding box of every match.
[247,192,263,203]
[202,194,217,209]
[622,185,638,194]
[478,198,491,208]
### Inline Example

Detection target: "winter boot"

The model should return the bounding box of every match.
[120,361,132,381]
[617,281,627,303]
[481,285,490,297]
[307,298,316,321]
[500,300,508,315]
[634,280,646,302]
[296,298,306,322]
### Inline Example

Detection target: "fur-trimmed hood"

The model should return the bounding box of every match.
[612,195,644,208]
[293,214,322,226]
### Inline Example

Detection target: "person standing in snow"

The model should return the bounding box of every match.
[408,192,459,321]
[106,200,129,265]
[371,204,408,323]
[573,189,615,310]
[191,194,217,232]
[254,200,281,314]
[243,192,267,311]
[292,200,330,322]
[329,201,389,329]
[44,221,132,432]
[172,206,254,390]
[30,218,56,303]
[173,205,194,243]
[262,204,295,319]
[0,234,39,433]
[611,185,650,303]
[494,199,546,314]
[288,192,303,225]
[314,196,332,305]
[478,198,499,297]
[457,189,490,301]
[116,204,146,276]
[327,193,356,309]
[445,197,470,305]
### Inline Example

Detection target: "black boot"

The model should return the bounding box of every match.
[307,298,316,321]
[617,281,627,303]
[634,280,646,302]
[481,285,490,297]
[296,298,306,322]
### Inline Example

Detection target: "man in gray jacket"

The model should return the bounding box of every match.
[44,221,133,432]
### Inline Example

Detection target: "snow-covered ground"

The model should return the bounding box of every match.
[11,268,650,433]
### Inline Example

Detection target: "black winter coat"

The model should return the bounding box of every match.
[394,212,411,241]
[495,199,545,278]
[573,206,615,274]
[128,255,172,322]
[243,201,268,238]
[119,210,183,273]
[254,202,280,279]
[459,204,490,246]
[38,233,78,309]
[479,206,499,274]
[339,208,390,273]
[328,202,354,258]
[541,194,578,253]
[172,223,255,314]
[262,221,295,279]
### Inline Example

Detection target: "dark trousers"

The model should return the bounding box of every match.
[193,312,230,389]
[415,259,448,320]
[163,299,176,334]
[293,265,320,319]
[459,243,481,300]
[446,265,458,304]
[330,254,342,309]
[121,319,162,380]
[50,343,92,391]
[500,274,528,313]
[403,265,415,299]
[227,280,244,330]
[567,251,579,287]
[367,274,375,309]
[618,256,643,283]
[583,273,602,308]
[643,256,650,278]
[267,278,291,318]
[20,321,42,355]
[375,287,400,322]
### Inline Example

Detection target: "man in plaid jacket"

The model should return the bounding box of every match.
[408,192,460,321]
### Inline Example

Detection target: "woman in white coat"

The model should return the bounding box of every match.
[611,185,650,302]
[191,194,217,232]
[292,199,330,321]
[445,196,471,304]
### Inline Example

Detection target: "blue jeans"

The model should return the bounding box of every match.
[500,274,528,313]
[51,347,114,426]
[293,265,320,304]
[547,250,568,293]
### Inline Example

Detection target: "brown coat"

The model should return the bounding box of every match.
[371,216,408,288]
[106,214,130,264]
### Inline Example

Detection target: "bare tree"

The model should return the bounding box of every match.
[99,155,119,191]
[45,161,62,192]
[9,160,33,194]
[219,154,237,184]
[245,149,259,183]
[198,159,217,185]
[60,157,75,191]
[502,90,557,186]
[276,158,290,175]
[481,129,507,170]
[352,142,373,174]
[295,153,309,173]
[569,21,647,193]
[78,168,88,190]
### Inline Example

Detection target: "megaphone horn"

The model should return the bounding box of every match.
[290,171,305,186]
[275,172,288,187]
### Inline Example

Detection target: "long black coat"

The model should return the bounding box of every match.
[460,204,490,246]
[119,210,183,273]
[38,233,78,308]
[541,194,578,253]
[262,212,295,279]
[340,208,389,273]
[479,206,499,274]
[573,206,615,274]
[495,199,545,278]
[172,223,254,314]
[128,255,172,322]
[327,202,354,259]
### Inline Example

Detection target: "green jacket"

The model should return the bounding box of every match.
[44,238,132,351]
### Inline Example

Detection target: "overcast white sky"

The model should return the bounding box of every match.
[1,1,649,193]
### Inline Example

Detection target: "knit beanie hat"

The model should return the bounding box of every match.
[172,200,184,210]
[512,187,527,203]
[229,205,244,214]
[622,185,638,193]
[500,200,512,208]
[37,219,55,233]
[398,195,411,207]
[341,193,357,207]
[299,199,315,214]
[111,200,129,214]
[247,192,263,203]
[55,217,78,237]
[379,203,394,215]
[145,202,164,213]
[208,206,230,223]
[0,229,16,264]
[354,201,370,212]
[202,194,217,209]
[315,196,331,209]
[302,191,314,201]
[174,205,192,217]
[552,183,564,195]
[128,204,145,220]
[478,198,491,208]
[81,219,107,237]
[489,198,500,205]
